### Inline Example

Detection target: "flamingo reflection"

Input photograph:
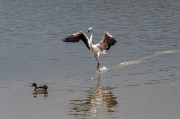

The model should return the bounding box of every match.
[69,69,118,118]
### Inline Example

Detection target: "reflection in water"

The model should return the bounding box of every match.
[69,69,118,118]
[32,91,48,98]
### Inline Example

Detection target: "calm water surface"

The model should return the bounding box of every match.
[0,0,180,119]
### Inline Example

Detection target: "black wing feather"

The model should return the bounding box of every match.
[63,31,90,50]
[101,31,117,50]
[106,35,117,50]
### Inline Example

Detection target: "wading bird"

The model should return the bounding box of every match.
[63,27,117,68]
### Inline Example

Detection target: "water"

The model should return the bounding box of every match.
[0,0,180,119]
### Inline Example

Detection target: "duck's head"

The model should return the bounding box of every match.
[88,27,93,33]
[31,83,37,87]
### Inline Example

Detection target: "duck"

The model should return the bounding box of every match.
[31,83,48,91]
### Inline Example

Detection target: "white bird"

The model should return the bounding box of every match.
[63,27,117,68]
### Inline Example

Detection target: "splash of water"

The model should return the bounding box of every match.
[100,48,180,72]
[100,66,108,71]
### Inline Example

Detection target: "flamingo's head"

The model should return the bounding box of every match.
[88,27,93,33]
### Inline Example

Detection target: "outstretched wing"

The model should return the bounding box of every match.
[63,31,90,50]
[98,31,117,51]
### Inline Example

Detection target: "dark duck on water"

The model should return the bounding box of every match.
[31,83,48,91]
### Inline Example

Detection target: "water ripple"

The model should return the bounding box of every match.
[101,48,180,73]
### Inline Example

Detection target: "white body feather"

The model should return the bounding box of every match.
[91,44,106,57]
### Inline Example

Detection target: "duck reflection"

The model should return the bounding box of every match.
[69,69,118,118]
[32,90,48,97]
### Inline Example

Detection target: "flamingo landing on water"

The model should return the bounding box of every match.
[63,27,117,68]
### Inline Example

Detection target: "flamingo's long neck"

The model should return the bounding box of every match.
[89,31,93,48]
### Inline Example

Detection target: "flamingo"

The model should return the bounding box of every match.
[63,27,117,68]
